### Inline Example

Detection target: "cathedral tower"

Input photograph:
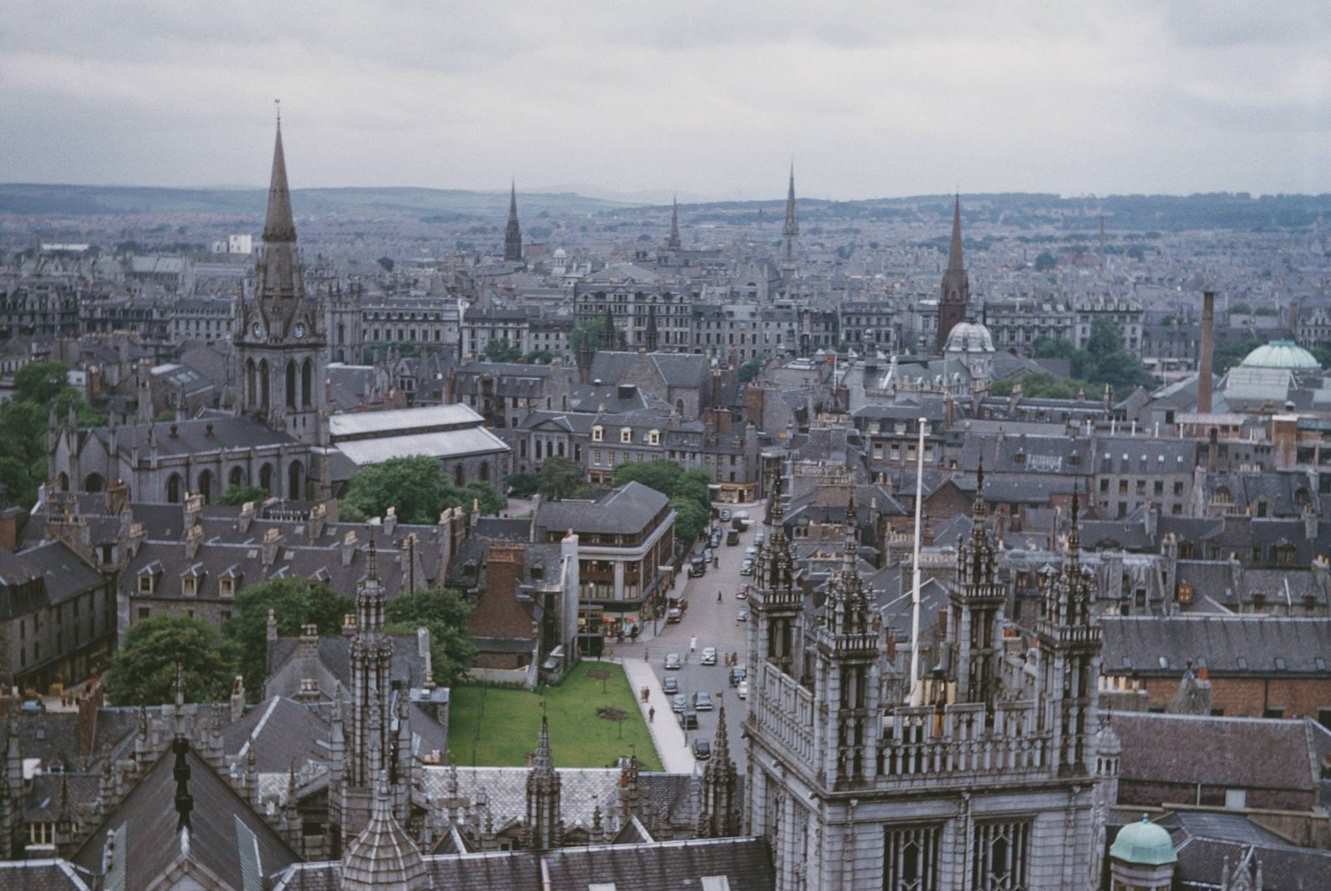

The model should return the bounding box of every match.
[936,194,971,353]
[697,704,739,838]
[949,462,1005,704]
[504,181,523,263]
[235,114,328,460]
[781,165,800,279]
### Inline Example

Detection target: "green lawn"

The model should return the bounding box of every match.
[448,661,664,770]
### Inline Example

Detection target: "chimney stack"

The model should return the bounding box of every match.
[1198,290,1215,414]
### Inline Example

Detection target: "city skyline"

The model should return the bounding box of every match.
[3,2,1328,200]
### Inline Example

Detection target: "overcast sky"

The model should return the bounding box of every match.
[2,2,1328,200]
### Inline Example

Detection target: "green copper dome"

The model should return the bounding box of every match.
[1110,816,1177,866]
[1240,340,1320,370]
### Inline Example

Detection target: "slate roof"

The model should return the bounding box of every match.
[1108,713,1323,795]
[222,696,331,773]
[0,540,104,618]
[534,482,668,537]
[73,746,298,891]
[543,836,775,891]
[87,414,297,458]
[0,859,90,890]
[1101,616,1331,676]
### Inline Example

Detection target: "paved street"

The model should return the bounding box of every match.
[614,499,763,774]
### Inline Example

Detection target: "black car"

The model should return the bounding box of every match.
[662,676,679,695]
[692,738,712,761]
[678,709,699,730]
[726,529,740,546]
[687,557,707,578]
[729,666,747,687]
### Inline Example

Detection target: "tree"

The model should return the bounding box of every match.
[613,461,712,544]
[0,362,103,509]
[384,587,475,686]
[506,473,539,498]
[1213,336,1264,374]
[670,495,709,544]
[339,456,504,525]
[522,350,554,365]
[106,616,233,705]
[14,362,69,404]
[569,320,603,356]
[219,485,267,506]
[483,338,523,363]
[1033,252,1057,271]
[537,457,585,500]
[224,577,353,695]
[377,256,395,273]
[737,356,764,383]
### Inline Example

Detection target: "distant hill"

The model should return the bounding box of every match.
[0,184,630,219]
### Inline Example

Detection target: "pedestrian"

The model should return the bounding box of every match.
[649,707,655,723]
[717,590,722,603]
[689,635,697,654]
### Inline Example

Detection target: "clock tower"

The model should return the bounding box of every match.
[235,115,327,459]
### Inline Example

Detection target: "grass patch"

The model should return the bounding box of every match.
[448,661,663,770]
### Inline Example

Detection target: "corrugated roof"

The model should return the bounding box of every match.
[334,426,509,466]
[329,404,482,437]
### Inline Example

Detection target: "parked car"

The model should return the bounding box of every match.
[719,508,732,522]
[735,588,747,600]
[729,666,747,687]
[755,531,766,546]
[736,608,749,623]
[740,559,754,576]
[666,608,683,623]
[737,680,748,700]
[662,676,679,694]
[726,530,740,546]
[692,738,712,761]
[701,646,717,666]
[693,691,714,711]
[744,545,759,559]
[671,694,688,714]
[710,532,722,549]
[687,557,706,578]
[665,652,682,670]
[679,709,699,730]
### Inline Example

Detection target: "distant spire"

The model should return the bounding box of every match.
[947,193,964,272]
[667,195,681,250]
[262,109,297,243]
[973,458,987,518]
[783,163,799,239]
[509,179,518,217]
[504,180,523,262]
[1068,482,1081,555]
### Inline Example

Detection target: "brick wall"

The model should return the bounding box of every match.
[1134,675,1331,719]
[467,544,535,669]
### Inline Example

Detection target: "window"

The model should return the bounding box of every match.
[972,821,1030,891]
[1224,789,1247,809]
[592,426,603,442]
[1263,707,1284,719]
[137,607,151,620]
[138,573,153,594]
[620,427,632,444]
[647,429,660,446]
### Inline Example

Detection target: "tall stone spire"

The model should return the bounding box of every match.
[644,303,659,352]
[698,704,739,837]
[504,180,523,263]
[936,193,971,352]
[263,108,297,244]
[525,715,561,850]
[667,196,682,250]
[781,163,800,276]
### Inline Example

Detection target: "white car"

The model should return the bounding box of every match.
[737,680,749,699]
[701,646,718,666]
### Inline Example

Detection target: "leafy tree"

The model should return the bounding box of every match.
[670,495,709,544]
[106,616,233,705]
[569,320,604,356]
[14,362,70,404]
[612,461,712,544]
[522,350,554,365]
[219,485,267,506]
[1213,336,1264,374]
[506,473,539,498]
[1310,343,1331,370]
[737,356,764,383]
[384,587,475,686]
[536,457,585,500]
[1033,251,1057,271]
[0,363,102,509]
[339,456,504,524]
[483,338,523,362]
[224,577,353,695]
[377,256,395,272]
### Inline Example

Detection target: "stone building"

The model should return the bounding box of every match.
[745,475,1108,889]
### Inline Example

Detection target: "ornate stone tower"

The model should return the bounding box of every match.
[235,114,328,457]
[504,181,523,263]
[748,471,801,679]
[697,704,739,838]
[644,303,659,352]
[949,462,1005,704]
[936,194,970,353]
[525,716,562,850]
[334,538,395,847]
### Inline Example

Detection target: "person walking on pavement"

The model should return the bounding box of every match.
[649,707,655,723]
[689,635,697,656]
[717,590,722,603]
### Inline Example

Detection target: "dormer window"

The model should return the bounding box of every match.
[647,429,660,446]
[620,428,632,444]
[182,576,196,597]
[592,426,603,442]
[220,577,234,598]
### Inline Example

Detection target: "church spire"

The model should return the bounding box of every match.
[698,704,739,837]
[783,164,799,239]
[263,107,297,244]
[947,192,964,272]
[504,179,523,263]
[667,196,682,250]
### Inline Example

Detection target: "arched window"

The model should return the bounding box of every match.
[166,473,182,504]
[246,359,257,408]
[228,466,244,490]
[454,465,465,486]
[84,473,104,493]
[675,399,685,415]
[337,322,345,345]
[197,469,213,503]
[259,463,273,495]
[479,462,490,483]
[58,472,69,492]
[288,461,303,502]
[302,358,313,408]
[259,360,270,409]
[285,361,297,409]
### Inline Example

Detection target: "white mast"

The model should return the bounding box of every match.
[909,417,927,706]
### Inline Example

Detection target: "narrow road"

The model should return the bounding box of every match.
[615,499,763,774]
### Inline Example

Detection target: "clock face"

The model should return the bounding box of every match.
[293,322,307,339]
[251,321,264,339]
